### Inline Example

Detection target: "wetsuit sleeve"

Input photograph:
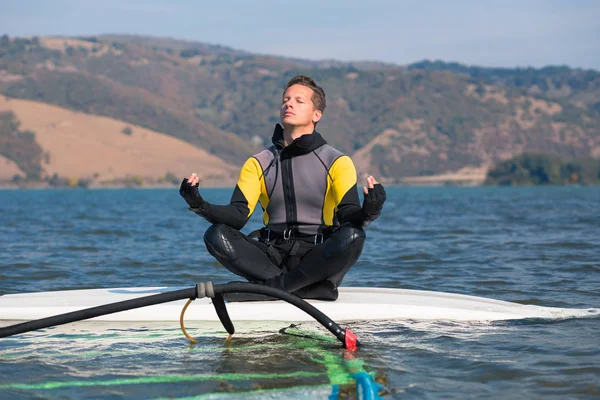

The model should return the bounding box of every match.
[329,156,372,227]
[191,157,263,230]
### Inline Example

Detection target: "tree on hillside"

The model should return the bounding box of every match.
[485,152,600,186]
[0,111,44,180]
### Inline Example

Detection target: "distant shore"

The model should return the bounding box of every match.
[0,180,234,190]
[1,169,488,190]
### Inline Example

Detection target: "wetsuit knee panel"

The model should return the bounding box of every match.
[323,226,366,259]
[204,224,237,262]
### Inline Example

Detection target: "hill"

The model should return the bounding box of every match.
[1,35,599,183]
[0,95,238,187]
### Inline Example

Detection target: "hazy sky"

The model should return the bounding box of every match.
[1,0,599,69]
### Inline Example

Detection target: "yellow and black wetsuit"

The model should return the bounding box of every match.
[194,124,379,300]
[196,124,375,231]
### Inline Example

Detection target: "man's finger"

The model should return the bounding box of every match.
[367,176,375,189]
[363,186,368,195]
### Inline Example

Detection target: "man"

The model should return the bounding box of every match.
[180,75,386,300]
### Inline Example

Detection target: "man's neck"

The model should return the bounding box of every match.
[283,124,314,146]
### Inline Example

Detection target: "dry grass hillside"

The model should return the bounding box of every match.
[0,96,238,186]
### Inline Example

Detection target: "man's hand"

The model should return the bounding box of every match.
[179,173,205,209]
[362,175,386,217]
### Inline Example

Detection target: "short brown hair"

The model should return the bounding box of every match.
[284,75,326,113]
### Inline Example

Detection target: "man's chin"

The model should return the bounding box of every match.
[281,119,309,127]
[281,119,314,131]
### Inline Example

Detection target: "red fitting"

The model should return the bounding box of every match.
[344,329,358,351]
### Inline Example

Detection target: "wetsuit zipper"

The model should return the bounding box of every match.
[280,152,297,235]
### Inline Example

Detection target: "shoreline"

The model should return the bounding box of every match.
[2,183,597,190]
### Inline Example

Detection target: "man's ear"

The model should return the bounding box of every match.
[313,109,322,124]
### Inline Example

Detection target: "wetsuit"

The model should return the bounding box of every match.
[187,124,381,300]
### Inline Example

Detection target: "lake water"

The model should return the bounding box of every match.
[1,187,599,399]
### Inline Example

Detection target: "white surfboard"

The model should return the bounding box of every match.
[0,286,598,324]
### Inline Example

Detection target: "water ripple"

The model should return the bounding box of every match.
[1,186,599,398]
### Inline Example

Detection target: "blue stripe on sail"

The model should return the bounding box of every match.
[329,384,340,400]
[354,372,383,400]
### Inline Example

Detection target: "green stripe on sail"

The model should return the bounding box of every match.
[0,371,323,390]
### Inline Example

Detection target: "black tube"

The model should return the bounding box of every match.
[0,287,197,338]
[0,283,359,348]
[211,294,235,335]
[215,282,355,346]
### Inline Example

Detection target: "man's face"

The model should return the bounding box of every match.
[280,84,322,128]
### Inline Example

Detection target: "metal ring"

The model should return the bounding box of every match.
[314,233,323,245]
